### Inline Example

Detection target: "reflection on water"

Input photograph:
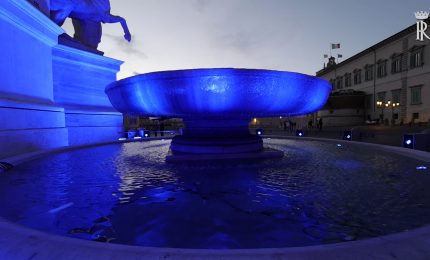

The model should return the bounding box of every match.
[0,139,429,249]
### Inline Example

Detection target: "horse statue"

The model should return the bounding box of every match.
[50,0,131,50]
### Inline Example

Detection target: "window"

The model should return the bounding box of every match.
[391,54,403,74]
[391,89,401,103]
[336,76,343,89]
[377,60,387,78]
[365,65,374,81]
[344,73,352,87]
[377,91,386,103]
[410,86,422,105]
[410,46,424,69]
[353,69,362,85]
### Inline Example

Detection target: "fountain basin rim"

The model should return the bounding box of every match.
[105,67,329,92]
[104,67,332,118]
[1,210,430,258]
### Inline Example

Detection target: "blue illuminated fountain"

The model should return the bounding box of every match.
[106,68,331,161]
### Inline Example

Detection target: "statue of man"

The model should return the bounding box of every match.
[50,0,131,50]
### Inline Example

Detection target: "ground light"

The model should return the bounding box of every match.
[343,130,352,141]
[403,134,414,149]
[256,129,264,136]
[296,130,304,137]
[127,131,136,139]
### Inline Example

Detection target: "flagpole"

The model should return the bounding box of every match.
[330,44,332,58]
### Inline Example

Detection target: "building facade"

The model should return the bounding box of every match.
[317,22,430,126]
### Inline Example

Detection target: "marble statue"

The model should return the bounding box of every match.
[50,0,131,49]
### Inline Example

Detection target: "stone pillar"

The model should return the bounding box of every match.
[0,0,67,159]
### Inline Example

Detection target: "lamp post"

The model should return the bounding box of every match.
[386,100,400,126]
[376,100,384,124]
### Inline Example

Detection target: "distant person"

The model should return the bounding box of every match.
[160,122,165,137]
[283,120,289,131]
[318,118,323,131]
[154,121,160,137]
[308,120,313,129]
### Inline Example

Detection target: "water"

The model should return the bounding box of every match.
[0,139,429,249]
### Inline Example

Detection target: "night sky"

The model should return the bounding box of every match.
[62,0,429,79]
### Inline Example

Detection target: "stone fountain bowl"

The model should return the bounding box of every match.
[105,68,332,119]
[106,68,332,160]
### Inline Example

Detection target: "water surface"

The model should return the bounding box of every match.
[0,139,429,249]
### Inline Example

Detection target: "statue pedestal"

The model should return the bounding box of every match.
[52,44,123,146]
[0,0,123,159]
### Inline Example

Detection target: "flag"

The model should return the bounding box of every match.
[324,54,328,58]
[331,43,341,49]
[337,54,343,58]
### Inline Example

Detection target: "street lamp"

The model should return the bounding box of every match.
[377,100,400,125]
[376,100,385,123]
[386,100,400,125]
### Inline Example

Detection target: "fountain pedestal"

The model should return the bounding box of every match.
[166,119,283,162]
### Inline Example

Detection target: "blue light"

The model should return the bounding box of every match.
[343,130,352,141]
[403,135,414,149]
[416,166,428,170]
[126,131,136,139]
[337,144,342,147]
[142,130,151,138]
[296,130,304,137]
[256,128,264,136]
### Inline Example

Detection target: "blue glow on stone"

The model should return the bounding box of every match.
[106,68,332,119]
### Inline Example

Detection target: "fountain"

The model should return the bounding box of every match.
[3,1,430,258]
[105,68,331,161]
